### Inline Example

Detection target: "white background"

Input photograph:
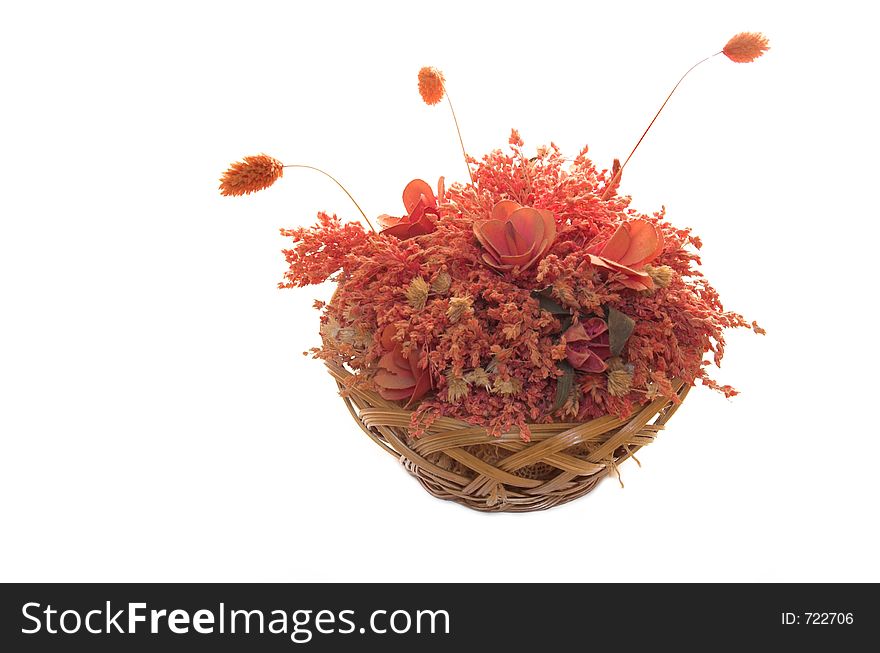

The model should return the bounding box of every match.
[1,0,878,582]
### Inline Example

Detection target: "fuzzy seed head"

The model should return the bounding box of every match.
[447,295,473,323]
[645,264,674,288]
[446,372,470,403]
[406,276,430,311]
[418,67,446,105]
[491,377,522,395]
[607,368,634,397]
[219,154,284,197]
[430,271,452,295]
[465,367,490,389]
[723,32,770,63]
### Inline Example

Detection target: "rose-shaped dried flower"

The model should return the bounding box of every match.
[588,220,664,291]
[378,179,441,240]
[373,325,432,406]
[473,200,557,272]
[564,318,612,373]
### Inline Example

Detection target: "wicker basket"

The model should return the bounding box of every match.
[326,361,690,512]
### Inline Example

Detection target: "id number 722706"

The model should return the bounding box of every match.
[781,612,854,625]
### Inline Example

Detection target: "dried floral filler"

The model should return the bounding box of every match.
[220,32,768,512]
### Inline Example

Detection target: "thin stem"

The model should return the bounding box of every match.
[601,51,722,200]
[445,90,475,185]
[283,164,376,232]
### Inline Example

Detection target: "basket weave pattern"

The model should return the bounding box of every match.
[327,362,690,512]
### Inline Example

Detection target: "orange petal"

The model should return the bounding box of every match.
[376,350,413,385]
[478,205,555,271]
[582,317,609,339]
[391,348,411,372]
[498,240,540,267]
[408,212,436,237]
[380,223,413,239]
[588,254,616,271]
[504,220,535,258]
[618,220,661,267]
[482,252,504,269]
[491,199,522,222]
[565,322,589,345]
[380,324,397,351]
[503,209,545,266]
[508,208,546,254]
[536,208,556,257]
[599,224,631,261]
[590,255,655,290]
[381,211,435,239]
[379,345,413,379]
[378,385,415,401]
[407,368,432,406]
[375,368,413,390]
[377,214,401,229]
[475,220,515,257]
[402,179,435,213]
[580,352,609,373]
[617,275,654,291]
[650,227,665,263]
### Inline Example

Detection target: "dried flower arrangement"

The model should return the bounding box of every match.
[221,32,768,511]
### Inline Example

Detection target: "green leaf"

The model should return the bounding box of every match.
[607,306,636,356]
[531,287,570,315]
[558,314,573,333]
[552,361,575,412]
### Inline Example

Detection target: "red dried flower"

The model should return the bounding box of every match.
[565,319,612,373]
[588,220,664,291]
[473,200,557,272]
[219,154,284,196]
[374,325,433,406]
[723,32,770,64]
[417,67,446,105]
[378,179,440,240]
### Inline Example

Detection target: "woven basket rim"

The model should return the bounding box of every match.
[324,359,690,512]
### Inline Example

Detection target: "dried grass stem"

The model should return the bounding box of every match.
[284,164,375,232]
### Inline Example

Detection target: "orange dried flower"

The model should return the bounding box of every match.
[219,154,284,196]
[418,66,446,105]
[723,32,770,63]
[281,131,762,435]
[473,200,557,272]
[587,220,664,291]
[378,179,440,240]
[565,319,612,373]
[374,325,433,406]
